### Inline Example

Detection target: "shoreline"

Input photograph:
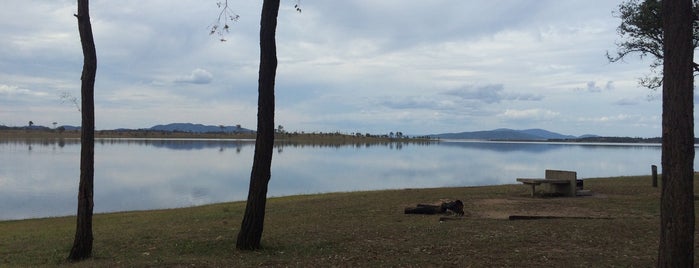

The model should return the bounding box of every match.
[1,174,655,222]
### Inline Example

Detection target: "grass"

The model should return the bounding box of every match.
[1,175,697,267]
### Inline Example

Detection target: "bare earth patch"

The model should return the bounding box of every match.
[468,194,612,220]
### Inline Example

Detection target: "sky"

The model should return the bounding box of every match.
[0,0,690,137]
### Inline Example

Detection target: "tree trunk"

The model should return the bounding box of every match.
[68,0,96,261]
[658,0,695,266]
[236,0,280,250]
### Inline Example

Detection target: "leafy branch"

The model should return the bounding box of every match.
[59,91,81,112]
[209,0,301,42]
[607,0,699,90]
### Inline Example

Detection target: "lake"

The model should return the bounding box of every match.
[0,138,675,220]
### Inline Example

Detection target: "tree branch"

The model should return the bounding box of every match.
[209,0,239,42]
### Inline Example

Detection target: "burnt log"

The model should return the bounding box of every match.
[404,204,443,214]
[405,200,464,216]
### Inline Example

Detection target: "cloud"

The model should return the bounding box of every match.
[0,84,50,99]
[613,98,640,106]
[379,96,454,110]
[580,81,614,93]
[175,68,213,84]
[498,108,560,120]
[443,84,543,104]
[0,84,27,95]
[0,1,663,136]
[577,114,631,123]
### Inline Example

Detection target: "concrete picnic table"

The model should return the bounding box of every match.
[516,170,577,197]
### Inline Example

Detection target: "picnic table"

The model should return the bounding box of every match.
[517,170,577,197]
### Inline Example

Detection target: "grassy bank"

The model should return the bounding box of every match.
[1,176,696,267]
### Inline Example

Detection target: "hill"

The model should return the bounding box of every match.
[430,128,581,140]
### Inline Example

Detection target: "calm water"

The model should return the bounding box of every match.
[0,138,676,220]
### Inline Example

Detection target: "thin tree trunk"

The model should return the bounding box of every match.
[658,0,695,266]
[236,0,280,250]
[68,0,96,261]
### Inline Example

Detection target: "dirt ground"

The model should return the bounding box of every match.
[468,194,612,220]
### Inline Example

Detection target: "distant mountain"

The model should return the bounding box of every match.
[430,128,584,141]
[24,125,51,131]
[149,123,253,133]
[578,134,600,139]
[59,125,81,131]
[1,123,252,133]
[518,129,577,140]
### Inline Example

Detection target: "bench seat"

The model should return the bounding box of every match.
[516,170,577,197]
[516,178,571,185]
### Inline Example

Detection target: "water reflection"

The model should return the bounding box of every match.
[0,138,672,220]
[439,140,661,153]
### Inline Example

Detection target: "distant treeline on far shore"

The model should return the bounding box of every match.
[0,125,675,144]
[548,136,663,143]
[0,125,434,143]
